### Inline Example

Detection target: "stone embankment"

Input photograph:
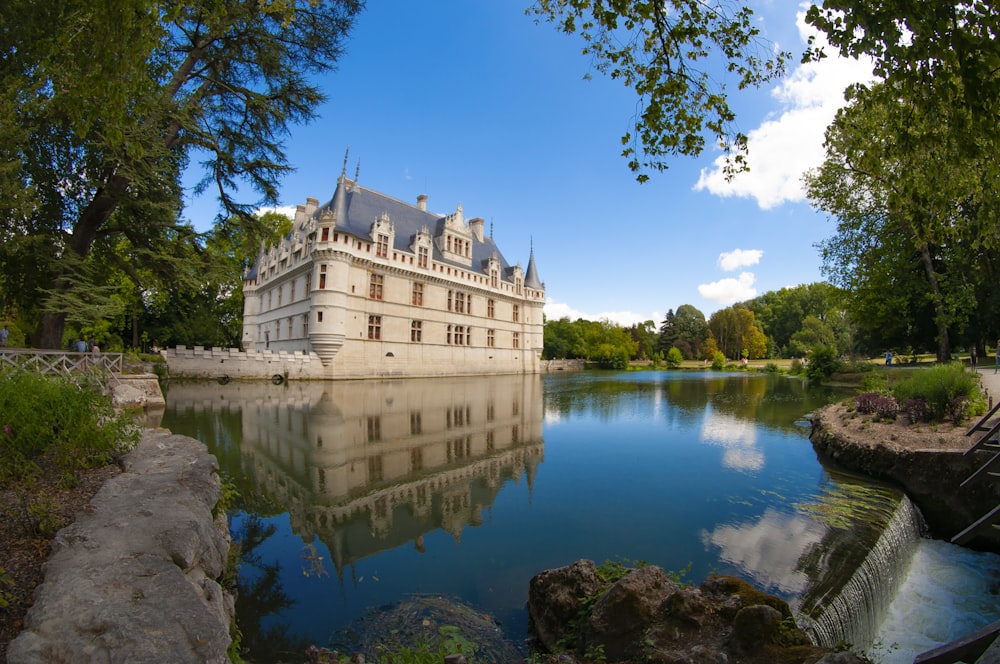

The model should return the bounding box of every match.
[809,403,1000,551]
[7,431,233,663]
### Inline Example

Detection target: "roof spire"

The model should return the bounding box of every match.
[341,147,349,177]
[525,240,542,289]
[354,158,361,184]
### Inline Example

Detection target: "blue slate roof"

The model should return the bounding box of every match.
[323,176,517,276]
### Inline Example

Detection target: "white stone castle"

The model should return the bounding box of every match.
[239,163,545,378]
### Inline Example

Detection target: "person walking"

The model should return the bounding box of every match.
[0,325,8,347]
[971,346,978,370]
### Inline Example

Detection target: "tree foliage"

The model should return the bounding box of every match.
[805,1,1000,359]
[529,0,788,182]
[0,0,363,347]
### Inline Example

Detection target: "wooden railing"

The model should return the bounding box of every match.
[0,349,123,376]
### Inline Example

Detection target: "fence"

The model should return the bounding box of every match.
[0,349,123,376]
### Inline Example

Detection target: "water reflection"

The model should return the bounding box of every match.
[160,371,1000,661]
[165,375,544,578]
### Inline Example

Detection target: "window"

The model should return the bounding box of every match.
[455,291,466,314]
[447,290,453,312]
[369,273,383,300]
[512,304,519,322]
[411,320,422,342]
[447,324,452,345]
[317,311,323,323]
[302,314,308,338]
[411,282,424,306]
[487,329,495,348]
[321,227,329,242]
[376,233,389,258]
[490,269,498,288]
[368,315,382,340]
[487,298,495,318]
[319,265,327,290]
[410,411,422,435]
[467,295,472,315]
[410,447,423,471]
[513,331,520,349]
[277,287,282,307]
[448,325,467,345]
[418,246,428,268]
[367,416,381,442]
[286,317,292,338]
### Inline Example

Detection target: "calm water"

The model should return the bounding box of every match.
[160,371,1000,662]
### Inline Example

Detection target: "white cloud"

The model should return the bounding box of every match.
[698,272,758,305]
[693,8,876,209]
[543,298,660,328]
[718,248,763,271]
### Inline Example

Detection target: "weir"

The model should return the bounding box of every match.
[801,495,924,648]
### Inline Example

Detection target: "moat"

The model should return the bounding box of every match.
[160,371,1000,662]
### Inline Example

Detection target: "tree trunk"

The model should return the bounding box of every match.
[37,310,68,349]
[917,243,951,362]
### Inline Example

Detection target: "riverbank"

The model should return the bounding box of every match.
[4,430,233,663]
[809,367,1000,551]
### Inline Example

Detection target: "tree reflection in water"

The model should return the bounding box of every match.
[232,514,311,662]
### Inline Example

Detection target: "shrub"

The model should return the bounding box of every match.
[0,372,140,482]
[892,362,979,422]
[903,398,929,424]
[711,351,726,370]
[855,392,898,420]
[665,347,683,369]
[854,392,881,414]
[948,396,971,424]
[790,358,803,375]
[806,345,842,382]
[764,362,780,373]
[874,395,899,420]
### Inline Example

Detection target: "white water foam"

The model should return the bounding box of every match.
[869,537,1000,663]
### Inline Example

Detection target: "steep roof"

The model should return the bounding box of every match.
[321,175,516,275]
[524,248,542,289]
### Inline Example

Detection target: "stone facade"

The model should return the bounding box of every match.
[240,167,545,379]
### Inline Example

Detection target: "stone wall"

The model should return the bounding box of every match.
[8,431,233,663]
[161,345,327,380]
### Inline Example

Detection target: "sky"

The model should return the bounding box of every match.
[183,1,873,327]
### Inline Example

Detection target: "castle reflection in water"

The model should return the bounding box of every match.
[164,374,544,576]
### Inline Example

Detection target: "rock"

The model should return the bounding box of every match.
[730,605,783,653]
[586,566,679,660]
[528,559,603,651]
[7,431,233,664]
[528,561,828,664]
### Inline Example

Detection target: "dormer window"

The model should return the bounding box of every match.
[376,233,389,258]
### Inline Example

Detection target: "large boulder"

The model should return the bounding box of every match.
[528,559,603,651]
[585,566,679,660]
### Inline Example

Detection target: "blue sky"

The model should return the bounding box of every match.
[183,1,873,326]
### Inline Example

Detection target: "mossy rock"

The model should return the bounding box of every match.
[330,594,523,662]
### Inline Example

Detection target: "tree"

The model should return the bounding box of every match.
[627,320,658,360]
[805,82,979,361]
[665,347,683,369]
[0,0,363,347]
[788,315,835,358]
[805,1,1000,361]
[529,1,788,182]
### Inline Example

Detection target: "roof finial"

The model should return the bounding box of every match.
[341,147,349,177]
[490,218,494,238]
[354,158,361,183]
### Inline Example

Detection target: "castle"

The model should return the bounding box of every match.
[240,166,545,378]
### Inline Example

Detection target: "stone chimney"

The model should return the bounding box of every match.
[417,194,427,211]
[469,217,484,242]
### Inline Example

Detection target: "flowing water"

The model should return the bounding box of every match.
[159,371,1000,661]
